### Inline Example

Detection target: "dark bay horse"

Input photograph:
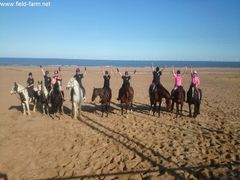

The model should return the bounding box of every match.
[171,86,185,118]
[92,87,112,117]
[187,86,202,118]
[149,83,171,116]
[118,83,134,117]
[50,82,63,117]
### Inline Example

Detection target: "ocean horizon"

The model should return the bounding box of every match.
[0,57,240,68]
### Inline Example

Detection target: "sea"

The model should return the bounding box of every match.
[0,58,240,68]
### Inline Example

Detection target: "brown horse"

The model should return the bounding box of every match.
[171,86,185,118]
[118,83,134,117]
[50,82,63,118]
[92,87,112,117]
[149,83,171,116]
[187,86,202,118]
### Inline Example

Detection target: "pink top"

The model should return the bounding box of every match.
[174,74,183,87]
[52,74,61,84]
[192,75,200,87]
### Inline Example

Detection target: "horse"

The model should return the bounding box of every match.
[187,86,202,118]
[171,86,185,118]
[66,77,83,119]
[92,87,112,117]
[50,81,63,117]
[118,83,134,117]
[37,81,49,115]
[10,82,35,115]
[149,83,171,117]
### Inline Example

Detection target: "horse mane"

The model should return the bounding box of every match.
[159,83,170,96]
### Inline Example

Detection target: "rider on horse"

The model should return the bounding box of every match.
[171,66,187,97]
[40,65,52,93]
[26,72,35,101]
[189,67,201,98]
[102,67,111,89]
[150,65,165,92]
[51,67,64,100]
[73,67,86,101]
[117,68,136,100]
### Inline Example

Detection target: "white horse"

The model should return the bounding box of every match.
[37,81,49,115]
[10,82,35,115]
[66,78,83,119]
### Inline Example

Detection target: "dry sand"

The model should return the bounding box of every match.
[0,66,239,179]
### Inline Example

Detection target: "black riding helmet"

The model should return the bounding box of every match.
[29,72,32,76]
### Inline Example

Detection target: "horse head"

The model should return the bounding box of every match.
[10,82,18,94]
[66,77,75,90]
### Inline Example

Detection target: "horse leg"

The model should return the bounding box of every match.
[22,102,26,115]
[158,99,162,117]
[101,104,104,117]
[176,103,179,118]
[171,101,174,112]
[33,99,36,112]
[189,103,192,117]
[105,104,109,117]
[126,103,129,118]
[130,101,133,114]
[46,103,49,115]
[43,104,46,114]
[73,103,77,119]
[121,102,123,116]
[26,101,31,115]
[180,103,183,116]
[78,102,82,120]
[153,103,156,116]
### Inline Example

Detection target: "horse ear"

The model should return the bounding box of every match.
[41,81,42,84]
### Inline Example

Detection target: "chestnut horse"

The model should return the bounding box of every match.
[92,87,112,117]
[149,83,171,116]
[118,83,134,117]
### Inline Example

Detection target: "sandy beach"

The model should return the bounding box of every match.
[0,66,239,179]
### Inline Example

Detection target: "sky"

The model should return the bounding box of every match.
[0,0,240,61]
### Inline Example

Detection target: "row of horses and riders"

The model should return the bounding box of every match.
[10,65,202,119]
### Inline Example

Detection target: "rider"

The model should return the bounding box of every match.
[74,67,86,101]
[40,65,52,93]
[51,67,64,100]
[27,72,34,101]
[189,67,200,97]
[117,68,136,100]
[151,65,165,92]
[171,66,187,97]
[102,66,112,90]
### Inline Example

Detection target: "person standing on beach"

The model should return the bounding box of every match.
[26,72,35,102]
[171,66,187,97]
[151,65,165,92]
[116,68,136,100]
[73,67,87,101]
[40,65,52,93]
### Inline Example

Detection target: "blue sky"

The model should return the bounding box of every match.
[0,0,240,61]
